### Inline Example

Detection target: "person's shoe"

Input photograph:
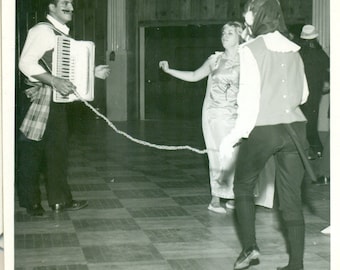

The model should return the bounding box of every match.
[307,149,318,160]
[316,151,322,158]
[64,200,88,211]
[26,204,45,216]
[208,204,227,214]
[277,266,303,270]
[226,200,235,209]
[51,203,65,213]
[51,200,88,212]
[234,244,260,269]
[321,225,330,234]
[312,176,330,185]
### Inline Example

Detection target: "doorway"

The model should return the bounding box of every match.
[140,24,225,120]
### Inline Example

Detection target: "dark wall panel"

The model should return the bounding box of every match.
[144,25,224,120]
[127,0,312,120]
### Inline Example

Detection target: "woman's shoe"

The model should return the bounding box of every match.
[226,200,235,209]
[208,204,227,214]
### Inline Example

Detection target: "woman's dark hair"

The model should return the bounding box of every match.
[244,0,289,38]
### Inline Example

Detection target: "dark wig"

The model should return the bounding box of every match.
[244,0,289,38]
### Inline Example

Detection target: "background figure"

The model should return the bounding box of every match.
[160,22,275,214]
[17,0,110,216]
[299,25,330,160]
[317,128,330,184]
[220,0,309,269]
[315,69,330,184]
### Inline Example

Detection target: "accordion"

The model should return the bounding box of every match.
[52,36,95,103]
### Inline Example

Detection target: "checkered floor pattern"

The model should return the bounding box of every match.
[14,116,330,270]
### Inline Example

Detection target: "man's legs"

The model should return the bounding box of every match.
[44,103,72,206]
[44,102,87,211]
[275,155,305,269]
[275,123,306,270]
[233,126,278,269]
[17,134,44,213]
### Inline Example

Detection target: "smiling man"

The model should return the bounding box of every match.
[17,0,109,216]
[51,0,74,23]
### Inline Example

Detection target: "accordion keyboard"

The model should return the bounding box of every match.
[52,36,95,103]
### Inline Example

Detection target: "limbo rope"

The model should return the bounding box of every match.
[73,90,208,154]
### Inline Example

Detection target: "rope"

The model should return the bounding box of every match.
[73,90,208,154]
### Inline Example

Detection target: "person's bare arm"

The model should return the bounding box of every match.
[33,73,76,96]
[159,59,211,82]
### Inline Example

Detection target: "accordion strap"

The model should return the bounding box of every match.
[39,58,52,74]
[36,22,70,74]
[36,22,68,37]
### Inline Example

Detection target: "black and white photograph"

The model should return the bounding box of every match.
[1,0,339,269]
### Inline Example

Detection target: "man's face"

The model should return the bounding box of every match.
[50,0,74,24]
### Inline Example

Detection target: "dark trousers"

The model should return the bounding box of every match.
[301,104,323,154]
[17,102,72,208]
[234,122,307,268]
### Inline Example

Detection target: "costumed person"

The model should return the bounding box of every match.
[299,24,330,160]
[159,21,275,214]
[219,1,310,269]
[17,0,110,216]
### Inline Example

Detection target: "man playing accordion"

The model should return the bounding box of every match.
[17,0,110,216]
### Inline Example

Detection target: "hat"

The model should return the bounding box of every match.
[300,25,318,39]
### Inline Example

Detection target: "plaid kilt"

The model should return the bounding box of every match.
[19,83,52,141]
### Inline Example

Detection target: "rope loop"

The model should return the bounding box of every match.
[73,90,208,155]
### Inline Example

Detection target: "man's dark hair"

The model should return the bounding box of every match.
[44,0,59,12]
[46,0,59,4]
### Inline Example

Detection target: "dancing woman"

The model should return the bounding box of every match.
[160,21,275,213]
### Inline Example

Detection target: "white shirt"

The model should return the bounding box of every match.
[19,15,70,82]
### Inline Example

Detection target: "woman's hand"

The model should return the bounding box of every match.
[95,65,111,79]
[159,61,170,73]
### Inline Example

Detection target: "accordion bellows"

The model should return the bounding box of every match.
[52,36,95,103]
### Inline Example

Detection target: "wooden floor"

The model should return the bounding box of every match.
[14,116,330,270]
